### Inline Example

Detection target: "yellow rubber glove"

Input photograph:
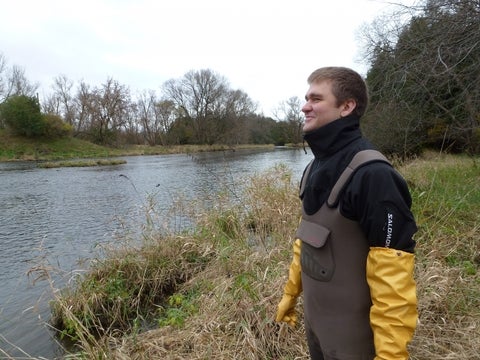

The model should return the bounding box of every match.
[366,247,418,360]
[276,239,302,327]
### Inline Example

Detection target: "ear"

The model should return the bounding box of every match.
[340,99,357,117]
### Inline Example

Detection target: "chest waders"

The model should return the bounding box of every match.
[297,150,389,360]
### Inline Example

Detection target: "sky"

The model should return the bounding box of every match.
[0,0,414,116]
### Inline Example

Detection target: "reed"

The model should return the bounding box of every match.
[38,159,127,168]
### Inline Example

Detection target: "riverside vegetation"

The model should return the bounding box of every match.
[14,151,480,359]
[0,130,274,168]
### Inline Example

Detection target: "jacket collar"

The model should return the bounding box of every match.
[303,114,362,159]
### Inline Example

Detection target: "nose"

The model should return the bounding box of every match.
[301,101,311,113]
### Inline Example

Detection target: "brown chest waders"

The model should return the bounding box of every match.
[297,150,389,359]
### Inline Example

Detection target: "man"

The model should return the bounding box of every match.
[276,67,418,359]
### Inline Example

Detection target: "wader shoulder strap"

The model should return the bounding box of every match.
[299,150,390,202]
[299,159,314,198]
[326,149,390,207]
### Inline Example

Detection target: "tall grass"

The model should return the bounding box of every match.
[41,153,480,359]
[400,152,480,359]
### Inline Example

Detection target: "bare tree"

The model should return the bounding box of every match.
[0,53,7,103]
[51,75,76,125]
[273,96,304,144]
[163,69,229,144]
[0,56,38,102]
[136,91,176,145]
[210,89,256,144]
[154,98,176,145]
[162,69,259,145]
[6,65,38,98]
[87,78,131,144]
[41,93,61,115]
[123,101,141,144]
[74,81,93,134]
[136,90,157,145]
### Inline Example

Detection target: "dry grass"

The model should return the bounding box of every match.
[38,159,127,168]
[43,153,480,359]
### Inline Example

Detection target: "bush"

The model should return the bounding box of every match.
[0,95,44,137]
[42,113,73,139]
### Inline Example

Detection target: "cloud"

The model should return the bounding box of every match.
[0,0,409,116]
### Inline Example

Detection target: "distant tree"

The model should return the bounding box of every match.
[74,81,94,135]
[0,54,38,104]
[154,98,177,145]
[163,69,229,144]
[122,101,142,144]
[5,66,38,100]
[136,91,177,146]
[162,69,256,145]
[87,78,131,145]
[216,89,257,145]
[246,115,277,144]
[168,117,195,145]
[136,90,156,145]
[50,75,76,126]
[273,96,304,144]
[0,95,44,137]
[0,53,7,104]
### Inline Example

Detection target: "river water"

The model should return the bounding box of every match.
[0,148,312,359]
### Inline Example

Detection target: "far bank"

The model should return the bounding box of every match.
[0,130,279,162]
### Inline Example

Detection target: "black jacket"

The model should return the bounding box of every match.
[302,115,417,252]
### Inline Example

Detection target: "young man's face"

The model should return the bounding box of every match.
[301,80,351,133]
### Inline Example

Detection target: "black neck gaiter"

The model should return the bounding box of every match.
[301,115,367,215]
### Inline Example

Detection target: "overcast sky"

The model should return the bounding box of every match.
[0,0,413,116]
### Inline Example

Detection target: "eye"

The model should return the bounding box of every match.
[305,94,323,103]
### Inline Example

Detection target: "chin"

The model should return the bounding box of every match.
[302,122,311,131]
[303,124,316,133]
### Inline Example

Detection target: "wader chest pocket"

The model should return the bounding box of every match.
[297,219,335,282]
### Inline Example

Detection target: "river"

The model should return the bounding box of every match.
[0,148,312,359]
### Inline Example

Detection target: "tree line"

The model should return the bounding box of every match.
[1,0,479,155]
[0,61,304,147]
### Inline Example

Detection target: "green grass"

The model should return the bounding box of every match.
[0,129,275,162]
[17,152,480,359]
[399,152,480,359]
[0,130,115,161]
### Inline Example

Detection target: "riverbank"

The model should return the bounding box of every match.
[44,151,480,359]
[0,130,277,162]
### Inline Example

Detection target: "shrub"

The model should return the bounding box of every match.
[0,95,44,137]
[42,113,73,139]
